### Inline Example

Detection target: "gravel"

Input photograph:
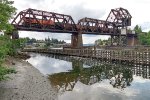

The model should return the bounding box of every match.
[0,58,57,100]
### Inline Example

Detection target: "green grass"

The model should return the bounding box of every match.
[0,66,17,81]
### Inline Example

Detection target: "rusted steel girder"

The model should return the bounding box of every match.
[106,7,132,28]
[11,8,78,33]
[11,7,135,47]
[11,7,132,35]
[77,17,120,35]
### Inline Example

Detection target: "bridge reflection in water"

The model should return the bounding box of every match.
[46,54,150,94]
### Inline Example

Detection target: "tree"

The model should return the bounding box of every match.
[134,25,150,45]
[139,31,150,45]
[134,25,142,33]
[47,36,50,42]
[0,0,16,33]
[0,1,18,80]
[95,38,111,46]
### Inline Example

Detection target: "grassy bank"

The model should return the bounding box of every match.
[0,35,18,81]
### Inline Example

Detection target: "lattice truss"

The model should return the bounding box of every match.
[12,7,132,34]
[11,8,77,33]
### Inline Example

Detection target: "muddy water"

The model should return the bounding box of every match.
[27,53,150,100]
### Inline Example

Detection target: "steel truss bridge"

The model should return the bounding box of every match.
[11,7,137,48]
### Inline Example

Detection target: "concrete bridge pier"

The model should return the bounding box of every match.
[127,35,138,46]
[71,32,83,48]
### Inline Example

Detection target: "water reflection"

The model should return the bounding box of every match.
[27,53,72,75]
[27,53,150,100]
[49,61,133,92]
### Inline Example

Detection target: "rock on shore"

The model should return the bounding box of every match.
[0,58,57,100]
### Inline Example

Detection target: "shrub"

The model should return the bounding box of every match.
[0,35,17,81]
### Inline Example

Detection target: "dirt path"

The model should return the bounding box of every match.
[0,58,57,100]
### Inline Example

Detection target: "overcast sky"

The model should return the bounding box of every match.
[13,0,150,44]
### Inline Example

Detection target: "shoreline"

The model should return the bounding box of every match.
[0,57,57,100]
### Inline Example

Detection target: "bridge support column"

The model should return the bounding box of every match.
[127,35,138,46]
[71,32,83,48]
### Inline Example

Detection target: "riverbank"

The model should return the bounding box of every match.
[0,57,57,100]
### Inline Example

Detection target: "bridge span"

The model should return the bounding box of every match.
[11,7,137,48]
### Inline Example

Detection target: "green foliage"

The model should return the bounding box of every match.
[0,35,24,81]
[0,35,27,61]
[0,0,19,81]
[138,31,150,45]
[0,36,11,67]
[44,37,66,47]
[95,39,103,45]
[0,35,13,57]
[0,35,16,57]
[134,25,150,45]
[24,37,37,45]
[45,37,66,44]
[95,38,111,46]
[0,67,17,81]
[134,25,142,33]
[0,36,13,80]
[0,0,16,32]
[18,38,28,48]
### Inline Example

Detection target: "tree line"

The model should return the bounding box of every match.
[95,25,150,46]
[134,25,150,45]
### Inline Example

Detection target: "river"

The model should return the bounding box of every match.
[27,53,150,100]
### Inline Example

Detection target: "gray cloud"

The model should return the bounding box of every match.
[59,3,106,23]
[139,22,150,32]
[14,0,106,23]
[15,0,108,43]
[50,0,55,4]
[27,54,72,75]
[25,0,44,3]
[19,32,71,41]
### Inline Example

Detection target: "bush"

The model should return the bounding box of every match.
[0,35,17,81]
